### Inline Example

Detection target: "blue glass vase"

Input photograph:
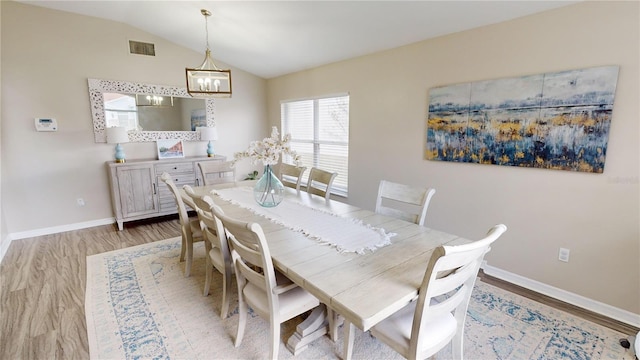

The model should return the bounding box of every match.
[253,165,285,207]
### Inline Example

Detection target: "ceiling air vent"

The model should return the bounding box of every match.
[129,40,155,56]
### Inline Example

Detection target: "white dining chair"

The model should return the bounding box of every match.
[212,206,320,360]
[375,180,436,226]
[343,224,507,360]
[159,172,204,277]
[183,186,234,318]
[278,162,307,192]
[306,167,338,200]
[198,160,236,185]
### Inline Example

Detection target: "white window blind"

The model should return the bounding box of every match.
[281,94,349,196]
[104,94,139,131]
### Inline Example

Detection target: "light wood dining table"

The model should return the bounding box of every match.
[182,182,471,359]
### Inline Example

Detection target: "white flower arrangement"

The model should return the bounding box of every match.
[233,127,301,166]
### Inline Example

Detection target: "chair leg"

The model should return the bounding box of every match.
[203,256,212,296]
[234,299,247,347]
[269,320,280,360]
[179,235,186,262]
[184,233,193,277]
[220,271,232,318]
[343,320,355,360]
[452,330,464,360]
[234,274,247,347]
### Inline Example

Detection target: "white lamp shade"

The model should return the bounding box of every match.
[106,126,129,144]
[197,126,218,141]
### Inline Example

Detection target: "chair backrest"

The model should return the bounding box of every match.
[211,206,281,318]
[306,167,338,200]
[279,163,307,192]
[183,184,211,214]
[198,161,236,185]
[160,172,190,226]
[410,224,507,359]
[375,180,436,226]
[196,197,231,269]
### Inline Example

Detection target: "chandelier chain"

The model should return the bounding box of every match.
[204,13,210,51]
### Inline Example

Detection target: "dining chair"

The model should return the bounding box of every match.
[198,160,236,185]
[343,224,508,360]
[159,172,204,277]
[375,180,436,226]
[212,206,320,360]
[278,162,307,192]
[183,185,235,318]
[196,202,234,318]
[306,167,338,200]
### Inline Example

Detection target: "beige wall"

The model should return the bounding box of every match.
[0,2,267,234]
[267,1,639,314]
[0,1,6,261]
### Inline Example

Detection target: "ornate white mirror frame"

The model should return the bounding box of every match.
[88,78,215,142]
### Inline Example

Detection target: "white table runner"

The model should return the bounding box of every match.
[212,187,395,254]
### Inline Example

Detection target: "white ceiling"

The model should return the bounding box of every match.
[20,1,578,79]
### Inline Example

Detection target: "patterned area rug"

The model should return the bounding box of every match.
[85,237,634,360]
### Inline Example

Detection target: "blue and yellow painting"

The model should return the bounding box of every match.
[426,66,619,173]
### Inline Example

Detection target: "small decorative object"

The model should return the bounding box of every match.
[253,165,285,207]
[234,127,301,207]
[106,126,129,163]
[196,126,218,157]
[244,170,259,180]
[157,139,185,160]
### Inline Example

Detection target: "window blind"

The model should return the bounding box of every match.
[281,95,349,195]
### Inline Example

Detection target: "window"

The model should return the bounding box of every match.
[281,94,349,196]
[104,93,139,131]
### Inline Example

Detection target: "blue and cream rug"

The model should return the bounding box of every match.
[85,237,634,359]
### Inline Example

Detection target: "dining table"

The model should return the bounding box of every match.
[181,182,471,359]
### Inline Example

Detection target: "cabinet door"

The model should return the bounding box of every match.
[116,164,158,218]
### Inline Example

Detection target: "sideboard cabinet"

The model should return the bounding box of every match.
[107,155,226,230]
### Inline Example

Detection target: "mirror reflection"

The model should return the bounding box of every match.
[88,78,215,143]
[103,93,206,132]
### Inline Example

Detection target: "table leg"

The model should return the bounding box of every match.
[343,320,355,360]
[286,304,330,355]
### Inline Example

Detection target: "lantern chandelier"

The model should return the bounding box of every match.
[186,9,232,98]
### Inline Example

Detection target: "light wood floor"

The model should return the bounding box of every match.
[0,217,636,359]
[0,218,181,360]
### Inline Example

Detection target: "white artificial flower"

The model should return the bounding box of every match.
[233,127,301,167]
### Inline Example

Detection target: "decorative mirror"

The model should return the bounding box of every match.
[88,78,215,142]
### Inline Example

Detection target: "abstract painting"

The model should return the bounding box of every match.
[426,66,619,173]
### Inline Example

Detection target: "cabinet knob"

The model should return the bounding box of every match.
[173,166,178,170]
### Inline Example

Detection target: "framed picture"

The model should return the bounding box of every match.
[426,65,619,173]
[157,139,184,160]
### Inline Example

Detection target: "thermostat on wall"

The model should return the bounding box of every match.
[35,118,58,131]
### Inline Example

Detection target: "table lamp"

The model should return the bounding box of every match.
[197,126,218,157]
[106,126,130,163]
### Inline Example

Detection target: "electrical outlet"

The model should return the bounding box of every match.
[558,247,570,262]
[77,198,85,207]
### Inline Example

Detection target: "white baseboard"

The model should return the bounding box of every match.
[8,218,115,241]
[0,236,11,264]
[482,263,640,328]
[0,218,116,265]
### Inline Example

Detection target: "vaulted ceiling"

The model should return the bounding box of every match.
[19,1,577,78]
